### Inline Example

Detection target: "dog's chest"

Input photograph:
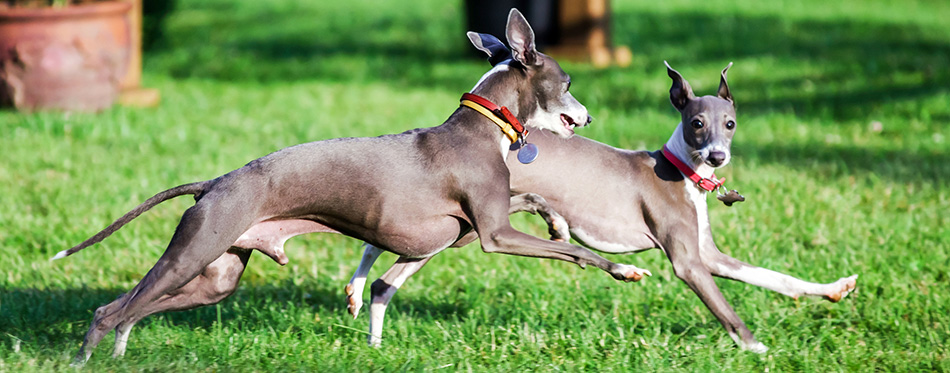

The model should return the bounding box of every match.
[683,182,712,245]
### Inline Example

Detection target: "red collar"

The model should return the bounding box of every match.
[460,93,528,141]
[661,145,725,192]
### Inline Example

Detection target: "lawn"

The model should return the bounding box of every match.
[1,0,948,371]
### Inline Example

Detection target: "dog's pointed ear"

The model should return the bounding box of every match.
[718,62,734,104]
[467,31,511,66]
[665,61,694,111]
[506,8,540,67]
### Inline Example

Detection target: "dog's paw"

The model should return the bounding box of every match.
[345,283,363,319]
[742,340,769,354]
[547,218,571,242]
[823,274,858,302]
[617,264,652,282]
[368,334,383,348]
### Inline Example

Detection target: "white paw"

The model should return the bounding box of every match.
[368,335,382,348]
[619,264,652,282]
[743,341,769,354]
[730,331,769,353]
[825,274,858,302]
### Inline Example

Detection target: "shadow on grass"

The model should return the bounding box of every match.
[735,142,949,184]
[0,277,469,350]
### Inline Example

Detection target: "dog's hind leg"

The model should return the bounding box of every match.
[345,244,384,319]
[74,197,257,365]
[367,256,432,347]
[114,218,329,356]
[111,248,253,357]
[700,245,858,302]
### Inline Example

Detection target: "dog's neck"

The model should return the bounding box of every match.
[465,60,527,160]
[470,61,511,94]
[664,122,715,179]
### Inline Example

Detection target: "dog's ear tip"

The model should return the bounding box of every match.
[722,61,734,73]
[664,61,679,76]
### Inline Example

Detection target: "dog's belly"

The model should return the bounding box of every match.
[232,219,338,265]
[232,215,468,262]
[358,214,470,258]
[569,222,657,254]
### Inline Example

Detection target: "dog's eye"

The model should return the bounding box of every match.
[726,120,736,130]
[691,119,704,129]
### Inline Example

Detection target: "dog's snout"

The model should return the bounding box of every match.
[707,151,727,167]
[586,115,594,125]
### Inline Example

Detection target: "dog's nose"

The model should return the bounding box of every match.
[707,151,727,167]
[586,115,594,125]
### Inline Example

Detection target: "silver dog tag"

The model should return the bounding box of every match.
[517,143,539,164]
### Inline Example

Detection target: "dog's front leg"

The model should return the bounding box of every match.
[668,242,769,353]
[699,245,858,302]
[367,255,432,347]
[475,221,645,282]
[468,187,645,282]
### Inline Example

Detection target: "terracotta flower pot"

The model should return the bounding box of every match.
[0,1,132,112]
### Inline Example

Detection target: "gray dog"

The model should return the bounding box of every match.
[54,9,646,364]
[345,63,858,351]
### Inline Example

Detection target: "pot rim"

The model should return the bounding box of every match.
[0,1,131,22]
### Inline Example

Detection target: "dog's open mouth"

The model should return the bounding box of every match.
[560,114,577,135]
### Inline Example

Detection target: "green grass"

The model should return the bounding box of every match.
[2,0,949,370]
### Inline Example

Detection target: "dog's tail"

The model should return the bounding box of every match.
[50,181,211,261]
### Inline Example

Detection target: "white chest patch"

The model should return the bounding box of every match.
[683,182,711,248]
[501,138,512,161]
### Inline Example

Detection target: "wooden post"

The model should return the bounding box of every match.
[118,0,140,90]
[546,0,631,68]
[118,0,160,107]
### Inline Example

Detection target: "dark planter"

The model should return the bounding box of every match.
[464,0,558,50]
[0,1,132,111]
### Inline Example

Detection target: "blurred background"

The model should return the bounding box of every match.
[123,0,949,178]
[138,0,948,122]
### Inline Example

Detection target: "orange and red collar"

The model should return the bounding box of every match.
[460,93,528,144]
